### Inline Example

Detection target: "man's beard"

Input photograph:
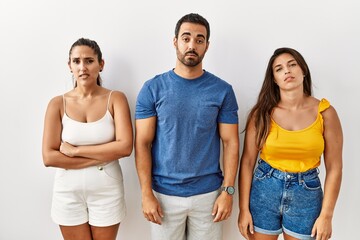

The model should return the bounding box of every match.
[176,49,204,67]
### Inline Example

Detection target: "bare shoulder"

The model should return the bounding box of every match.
[111,90,127,100]
[110,90,129,105]
[44,95,64,121]
[47,95,63,110]
[322,104,339,119]
[321,103,342,133]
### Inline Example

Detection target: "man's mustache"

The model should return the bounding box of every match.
[185,50,198,56]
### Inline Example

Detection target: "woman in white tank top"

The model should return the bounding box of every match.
[42,38,133,240]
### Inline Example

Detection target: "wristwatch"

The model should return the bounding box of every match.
[221,186,235,195]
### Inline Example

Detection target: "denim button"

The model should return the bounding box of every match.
[287,174,291,179]
[98,166,103,171]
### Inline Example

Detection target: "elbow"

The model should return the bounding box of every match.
[123,143,133,157]
[42,155,52,167]
[42,151,56,167]
[115,142,133,159]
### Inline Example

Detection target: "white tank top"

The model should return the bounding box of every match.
[61,91,115,146]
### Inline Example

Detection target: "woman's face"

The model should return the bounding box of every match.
[272,53,304,91]
[68,45,104,87]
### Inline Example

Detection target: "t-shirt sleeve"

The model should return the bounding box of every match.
[135,83,157,119]
[217,86,238,124]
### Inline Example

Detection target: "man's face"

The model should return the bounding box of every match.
[174,22,209,67]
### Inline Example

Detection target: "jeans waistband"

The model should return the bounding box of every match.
[257,159,319,182]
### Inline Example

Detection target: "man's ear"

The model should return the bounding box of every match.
[173,37,178,48]
[205,41,210,53]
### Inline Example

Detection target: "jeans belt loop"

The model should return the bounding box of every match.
[298,172,303,184]
[267,168,274,178]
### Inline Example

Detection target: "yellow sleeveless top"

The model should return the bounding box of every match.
[260,98,330,172]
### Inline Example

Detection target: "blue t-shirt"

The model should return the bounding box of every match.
[135,70,238,197]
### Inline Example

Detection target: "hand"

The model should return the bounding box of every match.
[212,191,233,222]
[60,142,77,157]
[238,209,254,240]
[311,215,332,240]
[142,193,164,225]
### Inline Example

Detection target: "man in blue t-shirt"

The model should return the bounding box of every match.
[135,13,239,240]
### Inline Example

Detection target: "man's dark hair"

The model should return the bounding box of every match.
[175,13,210,41]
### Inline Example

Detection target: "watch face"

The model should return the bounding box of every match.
[226,186,235,195]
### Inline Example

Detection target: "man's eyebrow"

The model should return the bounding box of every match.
[180,32,191,37]
[180,32,206,39]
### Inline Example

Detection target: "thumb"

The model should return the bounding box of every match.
[212,203,218,216]
[158,205,164,218]
[311,225,316,238]
[249,222,254,235]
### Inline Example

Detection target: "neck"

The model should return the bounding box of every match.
[73,85,101,98]
[278,90,308,110]
[173,61,204,79]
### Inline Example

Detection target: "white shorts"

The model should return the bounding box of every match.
[51,160,126,227]
[151,189,223,240]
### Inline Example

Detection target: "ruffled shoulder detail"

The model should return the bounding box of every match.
[318,98,330,113]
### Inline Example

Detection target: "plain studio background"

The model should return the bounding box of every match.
[0,0,358,239]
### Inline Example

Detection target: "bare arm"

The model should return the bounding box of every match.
[213,123,239,222]
[135,116,163,224]
[311,106,343,239]
[63,91,133,161]
[42,96,100,169]
[238,118,259,239]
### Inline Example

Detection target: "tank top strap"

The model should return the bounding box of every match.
[62,95,67,114]
[318,98,330,113]
[107,91,113,110]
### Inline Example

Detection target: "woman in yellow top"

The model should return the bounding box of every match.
[238,48,343,240]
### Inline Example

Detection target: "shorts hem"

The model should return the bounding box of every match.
[52,216,88,227]
[52,209,126,227]
[254,226,282,235]
[283,227,315,240]
[89,212,126,227]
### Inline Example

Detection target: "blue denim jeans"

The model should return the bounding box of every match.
[250,160,323,240]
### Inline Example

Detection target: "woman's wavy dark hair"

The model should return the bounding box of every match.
[68,38,103,87]
[246,47,312,149]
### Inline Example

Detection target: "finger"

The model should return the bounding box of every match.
[212,204,218,216]
[213,211,223,222]
[311,226,316,239]
[144,213,152,222]
[152,210,163,225]
[315,233,322,240]
[158,205,164,218]
[241,227,249,240]
[249,222,254,234]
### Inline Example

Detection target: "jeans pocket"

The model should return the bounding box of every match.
[253,166,269,180]
[302,177,322,190]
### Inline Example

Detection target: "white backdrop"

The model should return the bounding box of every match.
[0,0,358,239]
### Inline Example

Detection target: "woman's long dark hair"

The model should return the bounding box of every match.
[246,47,313,149]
